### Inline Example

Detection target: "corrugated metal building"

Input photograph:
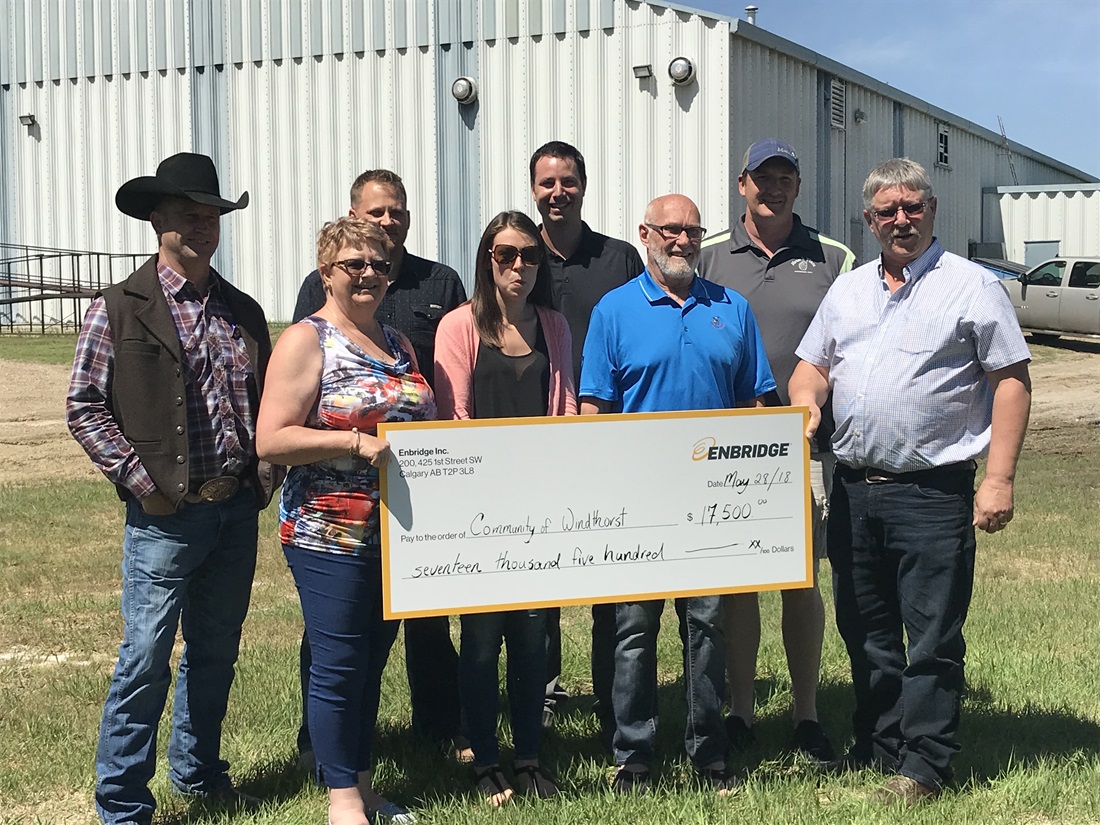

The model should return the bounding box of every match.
[2,0,1095,324]
[982,184,1100,265]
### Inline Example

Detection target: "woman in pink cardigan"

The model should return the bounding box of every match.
[434,210,576,806]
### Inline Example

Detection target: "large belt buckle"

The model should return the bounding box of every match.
[197,475,240,503]
[864,468,894,484]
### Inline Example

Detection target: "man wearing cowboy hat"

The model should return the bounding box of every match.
[67,152,278,823]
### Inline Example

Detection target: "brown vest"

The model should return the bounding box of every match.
[100,255,280,508]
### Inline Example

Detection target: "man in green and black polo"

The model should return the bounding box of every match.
[697,138,854,764]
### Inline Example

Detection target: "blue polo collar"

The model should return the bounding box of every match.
[638,267,707,305]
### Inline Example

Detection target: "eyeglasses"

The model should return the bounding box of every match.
[490,245,542,266]
[330,258,392,276]
[871,201,927,222]
[646,223,707,242]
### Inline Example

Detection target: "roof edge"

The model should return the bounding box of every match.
[982,183,1100,194]
[728,20,1099,184]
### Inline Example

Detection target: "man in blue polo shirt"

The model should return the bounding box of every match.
[579,193,775,795]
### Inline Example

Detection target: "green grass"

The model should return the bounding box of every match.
[0,333,81,365]
[0,344,1098,823]
[0,326,288,367]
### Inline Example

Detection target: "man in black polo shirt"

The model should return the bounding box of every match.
[292,169,468,766]
[529,140,644,738]
[697,139,854,763]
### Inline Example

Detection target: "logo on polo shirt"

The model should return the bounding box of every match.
[794,259,818,271]
[711,316,725,329]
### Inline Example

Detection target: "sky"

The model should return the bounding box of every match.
[685,0,1100,178]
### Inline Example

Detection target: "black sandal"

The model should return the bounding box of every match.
[696,763,742,795]
[612,765,652,795]
[513,763,559,798]
[473,765,513,806]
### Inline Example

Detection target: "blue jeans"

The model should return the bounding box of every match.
[284,544,399,788]
[611,597,727,768]
[828,464,976,789]
[95,492,259,825]
[460,609,547,767]
[297,614,461,752]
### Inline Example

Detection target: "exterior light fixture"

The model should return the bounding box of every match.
[632,64,653,79]
[667,57,696,86]
[18,113,37,127]
[451,76,478,105]
[853,108,867,124]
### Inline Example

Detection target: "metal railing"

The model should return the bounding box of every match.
[0,243,147,333]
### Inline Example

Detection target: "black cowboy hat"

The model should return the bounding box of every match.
[115,152,249,220]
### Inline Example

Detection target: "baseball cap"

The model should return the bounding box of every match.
[741,139,799,173]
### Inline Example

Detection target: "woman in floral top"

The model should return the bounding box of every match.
[257,217,432,825]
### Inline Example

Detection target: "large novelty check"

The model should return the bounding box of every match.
[378,408,811,619]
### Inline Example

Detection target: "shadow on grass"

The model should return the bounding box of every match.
[153,677,1100,820]
[955,682,1100,783]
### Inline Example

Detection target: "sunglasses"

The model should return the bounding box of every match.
[871,201,928,221]
[330,258,392,276]
[490,245,542,266]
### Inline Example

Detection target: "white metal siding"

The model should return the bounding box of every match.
[983,188,1100,261]
[3,0,1093,326]
[226,47,441,319]
[728,37,820,230]
[478,2,729,260]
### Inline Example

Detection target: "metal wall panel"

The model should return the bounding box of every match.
[983,187,1100,262]
[478,2,729,253]
[728,37,819,231]
[436,40,480,293]
[0,68,193,325]
[223,45,441,319]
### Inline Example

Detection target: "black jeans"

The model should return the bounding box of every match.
[298,614,461,753]
[828,463,976,789]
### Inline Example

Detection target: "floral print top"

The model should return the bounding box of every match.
[278,316,436,556]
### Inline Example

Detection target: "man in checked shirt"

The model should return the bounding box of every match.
[67,153,278,824]
[790,157,1031,805]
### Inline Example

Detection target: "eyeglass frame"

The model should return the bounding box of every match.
[329,258,393,277]
[869,201,929,222]
[645,223,707,242]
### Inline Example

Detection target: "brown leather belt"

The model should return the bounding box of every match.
[836,461,975,485]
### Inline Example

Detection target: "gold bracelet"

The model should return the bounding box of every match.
[350,427,361,457]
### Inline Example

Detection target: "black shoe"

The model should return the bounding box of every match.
[821,748,875,775]
[724,715,756,752]
[612,765,651,795]
[790,720,836,762]
[188,784,262,811]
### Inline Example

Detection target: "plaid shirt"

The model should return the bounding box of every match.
[67,262,257,499]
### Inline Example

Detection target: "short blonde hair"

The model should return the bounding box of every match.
[316,217,393,268]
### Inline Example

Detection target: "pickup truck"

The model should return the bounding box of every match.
[1001,257,1100,339]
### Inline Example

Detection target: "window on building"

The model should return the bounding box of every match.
[937,123,950,167]
[830,78,846,129]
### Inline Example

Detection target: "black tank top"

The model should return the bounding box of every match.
[472,318,551,419]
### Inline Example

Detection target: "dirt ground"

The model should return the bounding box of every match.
[1,338,1097,485]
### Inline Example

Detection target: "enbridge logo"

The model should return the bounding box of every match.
[692,436,792,461]
[691,437,716,461]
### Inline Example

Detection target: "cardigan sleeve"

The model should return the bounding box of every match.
[555,313,578,415]
[540,306,578,416]
[432,305,476,420]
